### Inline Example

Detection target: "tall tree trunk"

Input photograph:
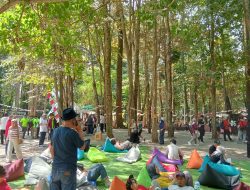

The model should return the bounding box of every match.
[209,3,217,139]
[87,28,100,122]
[94,24,104,107]
[58,71,64,111]
[220,28,232,112]
[221,70,232,111]
[133,0,141,120]
[151,20,158,143]
[164,13,174,137]
[119,0,134,132]
[103,0,113,138]
[115,2,124,128]
[14,82,21,113]
[194,83,198,120]
[142,27,150,132]
[243,0,250,157]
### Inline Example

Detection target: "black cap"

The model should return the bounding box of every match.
[62,108,77,121]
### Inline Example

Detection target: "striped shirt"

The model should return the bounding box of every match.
[8,127,21,140]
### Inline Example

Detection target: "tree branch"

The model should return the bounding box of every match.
[0,0,70,14]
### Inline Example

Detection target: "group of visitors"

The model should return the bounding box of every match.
[0,107,244,190]
[81,113,107,134]
[0,112,59,163]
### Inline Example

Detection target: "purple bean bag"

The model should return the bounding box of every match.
[152,148,183,165]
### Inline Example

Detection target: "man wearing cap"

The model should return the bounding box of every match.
[50,108,85,190]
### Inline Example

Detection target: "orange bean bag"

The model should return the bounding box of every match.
[109,176,126,190]
[187,149,203,169]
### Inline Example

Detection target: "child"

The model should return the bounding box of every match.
[0,165,11,190]
[126,175,154,190]
[168,172,194,190]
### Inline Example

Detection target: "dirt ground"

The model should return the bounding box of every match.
[0,128,249,163]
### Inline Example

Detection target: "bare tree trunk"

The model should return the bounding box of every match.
[164,13,174,138]
[133,0,141,120]
[88,28,100,122]
[151,21,158,143]
[115,3,124,128]
[243,0,250,157]
[94,24,104,107]
[58,71,64,111]
[222,70,232,111]
[194,83,198,120]
[118,0,134,133]
[209,4,217,139]
[103,0,113,138]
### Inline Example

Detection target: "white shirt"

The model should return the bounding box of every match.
[166,143,183,160]
[39,117,48,132]
[168,185,194,190]
[0,116,9,130]
[100,115,105,124]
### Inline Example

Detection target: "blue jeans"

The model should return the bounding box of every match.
[87,164,107,181]
[50,168,76,190]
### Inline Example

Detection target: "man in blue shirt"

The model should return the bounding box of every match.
[50,108,85,190]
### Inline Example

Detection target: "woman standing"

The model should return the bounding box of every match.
[6,119,23,163]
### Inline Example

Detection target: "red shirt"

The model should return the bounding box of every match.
[239,120,247,129]
[0,179,12,190]
[223,119,230,130]
[138,185,149,190]
[4,119,12,138]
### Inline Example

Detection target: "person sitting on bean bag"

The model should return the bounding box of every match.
[0,165,11,190]
[126,175,154,190]
[208,139,221,156]
[168,172,194,190]
[210,146,232,165]
[166,139,184,161]
[146,163,174,189]
[77,163,111,187]
[110,138,132,150]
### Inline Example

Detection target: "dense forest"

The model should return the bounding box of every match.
[0,0,250,141]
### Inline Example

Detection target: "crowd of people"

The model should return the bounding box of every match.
[0,109,246,190]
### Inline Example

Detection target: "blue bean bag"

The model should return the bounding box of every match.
[199,155,240,176]
[152,148,183,165]
[77,149,85,160]
[198,164,240,189]
[103,138,128,153]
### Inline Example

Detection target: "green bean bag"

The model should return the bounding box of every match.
[199,155,240,176]
[137,165,152,188]
[103,138,128,153]
[198,164,240,189]
[87,147,108,163]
